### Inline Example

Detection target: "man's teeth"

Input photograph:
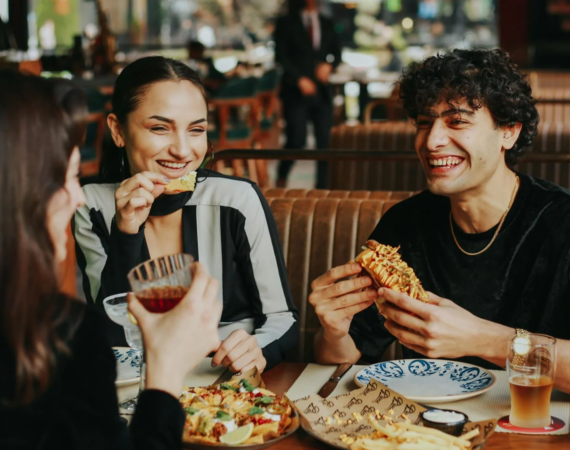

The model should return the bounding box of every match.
[159,161,186,169]
[429,157,463,167]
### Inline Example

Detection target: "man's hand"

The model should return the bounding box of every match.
[309,263,378,340]
[315,62,333,84]
[212,329,267,373]
[378,288,492,359]
[298,76,317,96]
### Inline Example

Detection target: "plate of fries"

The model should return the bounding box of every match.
[180,376,299,449]
[292,378,496,450]
[346,415,482,450]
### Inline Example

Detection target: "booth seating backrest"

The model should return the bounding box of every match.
[264,189,415,362]
[328,121,426,191]
[328,120,570,190]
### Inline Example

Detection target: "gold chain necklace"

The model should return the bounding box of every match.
[449,175,520,256]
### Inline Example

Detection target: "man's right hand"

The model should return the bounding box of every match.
[114,172,169,234]
[298,76,317,96]
[309,263,378,339]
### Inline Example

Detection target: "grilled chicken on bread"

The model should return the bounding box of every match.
[355,240,429,305]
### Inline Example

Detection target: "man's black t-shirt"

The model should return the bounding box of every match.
[349,173,570,368]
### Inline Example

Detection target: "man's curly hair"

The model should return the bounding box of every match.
[398,48,539,166]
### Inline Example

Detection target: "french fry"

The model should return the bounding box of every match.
[349,416,479,450]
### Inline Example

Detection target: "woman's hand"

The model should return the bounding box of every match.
[212,329,267,373]
[114,172,169,234]
[128,262,222,397]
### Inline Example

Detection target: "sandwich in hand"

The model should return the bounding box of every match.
[165,171,197,193]
[355,240,429,305]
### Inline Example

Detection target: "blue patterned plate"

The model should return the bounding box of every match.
[113,346,141,387]
[354,359,497,403]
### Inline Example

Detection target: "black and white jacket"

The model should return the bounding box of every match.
[73,170,299,369]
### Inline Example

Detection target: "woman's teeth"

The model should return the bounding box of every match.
[429,157,463,168]
[158,161,187,170]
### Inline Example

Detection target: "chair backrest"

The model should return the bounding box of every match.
[328,121,426,191]
[212,77,258,99]
[264,188,415,362]
[517,121,570,188]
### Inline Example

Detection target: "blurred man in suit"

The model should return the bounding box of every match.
[274,0,341,189]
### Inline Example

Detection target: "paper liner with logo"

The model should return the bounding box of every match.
[291,379,497,449]
[181,367,300,447]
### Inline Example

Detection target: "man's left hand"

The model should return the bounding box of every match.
[315,62,333,84]
[212,329,267,373]
[377,288,481,359]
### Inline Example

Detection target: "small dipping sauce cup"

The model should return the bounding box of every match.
[420,409,468,437]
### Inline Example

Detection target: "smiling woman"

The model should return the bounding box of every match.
[73,57,299,373]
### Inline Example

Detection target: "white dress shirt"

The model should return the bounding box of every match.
[302,10,320,50]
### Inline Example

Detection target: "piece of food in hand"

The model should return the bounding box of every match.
[165,171,197,193]
[355,240,429,305]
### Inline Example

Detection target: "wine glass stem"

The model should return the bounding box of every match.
[136,349,146,398]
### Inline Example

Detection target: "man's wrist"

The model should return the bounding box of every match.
[473,319,513,366]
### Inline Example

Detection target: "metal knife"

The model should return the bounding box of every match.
[317,363,353,398]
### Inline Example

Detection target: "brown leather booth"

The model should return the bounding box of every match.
[328,120,570,191]
[264,189,414,362]
[328,122,425,191]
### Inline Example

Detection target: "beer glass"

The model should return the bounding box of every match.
[507,333,556,428]
[128,254,194,313]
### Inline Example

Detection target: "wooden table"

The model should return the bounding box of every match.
[262,363,570,450]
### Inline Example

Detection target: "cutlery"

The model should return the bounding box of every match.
[317,362,353,398]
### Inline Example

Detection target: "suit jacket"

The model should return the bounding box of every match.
[274,13,341,102]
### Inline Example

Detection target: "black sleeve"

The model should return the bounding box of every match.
[348,204,409,362]
[56,306,184,450]
[236,185,299,370]
[97,219,146,303]
[73,202,146,305]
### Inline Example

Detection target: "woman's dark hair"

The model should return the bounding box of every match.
[398,48,539,166]
[0,71,87,405]
[99,56,207,183]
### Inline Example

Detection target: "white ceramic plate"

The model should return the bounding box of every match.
[113,346,141,387]
[354,359,497,403]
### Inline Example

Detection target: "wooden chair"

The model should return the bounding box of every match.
[79,89,108,180]
[256,69,281,149]
[80,111,106,179]
[208,77,264,185]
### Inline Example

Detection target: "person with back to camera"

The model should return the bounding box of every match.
[308,48,570,393]
[73,56,298,374]
[0,70,222,449]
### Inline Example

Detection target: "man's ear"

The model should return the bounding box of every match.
[107,113,125,148]
[501,122,523,150]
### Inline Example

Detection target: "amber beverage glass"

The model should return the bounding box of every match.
[127,254,194,313]
[507,333,556,428]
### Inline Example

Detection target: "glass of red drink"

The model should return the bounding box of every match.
[507,333,556,428]
[127,254,194,313]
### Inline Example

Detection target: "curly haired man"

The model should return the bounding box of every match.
[309,49,570,392]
